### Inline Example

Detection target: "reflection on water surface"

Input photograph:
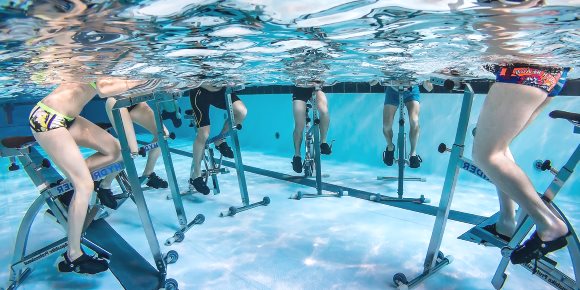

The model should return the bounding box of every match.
[0,0,578,97]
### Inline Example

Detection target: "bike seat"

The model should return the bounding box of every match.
[1,136,36,149]
[549,110,580,124]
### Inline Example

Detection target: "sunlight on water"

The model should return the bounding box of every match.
[0,0,578,98]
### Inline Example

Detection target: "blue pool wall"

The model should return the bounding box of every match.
[169,92,579,198]
[0,92,578,198]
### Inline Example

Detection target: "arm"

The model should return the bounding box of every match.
[95,78,147,98]
[490,0,544,13]
[498,0,544,9]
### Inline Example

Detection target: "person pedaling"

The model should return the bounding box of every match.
[27,81,125,275]
[187,85,246,194]
[479,63,572,266]
[290,85,332,173]
[382,85,423,169]
[29,100,119,209]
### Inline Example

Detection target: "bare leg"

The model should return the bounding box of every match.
[128,103,169,177]
[382,105,397,150]
[102,97,135,188]
[71,117,122,170]
[315,90,330,144]
[473,83,567,242]
[105,98,138,153]
[191,126,210,179]
[405,101,420,156]
[34,129,93,261]
[493,97,551,237]
[495,148,517,236]
[33,117,120,261]
[292,100,307,157]
[215,100,247,146]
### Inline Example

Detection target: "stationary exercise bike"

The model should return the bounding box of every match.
[394,76,580,290]
[290,85,343,200]
[372,81,428,204]
[302,98,332,178]
[111,90,205,248]
[0,133,179,290]
[183,109,231,196]
[488,110,580,290]
[181,86,270,217]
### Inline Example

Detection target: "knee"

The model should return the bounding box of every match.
[154,126,169,142]
[72,178,94,199]
[235,105,247,121]
[318,105,329,117]
[294,121,305,133]
[195,128,210,143]
[150,128,161,143]
[473,145,501,170]
[409,118,420,130]
[108,140,121,162]
[382,121,393,132]
[105,98,116,112]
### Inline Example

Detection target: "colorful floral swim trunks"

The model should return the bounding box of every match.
[484,64,570,96]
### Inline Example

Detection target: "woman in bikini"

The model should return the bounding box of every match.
[30,78,157,274]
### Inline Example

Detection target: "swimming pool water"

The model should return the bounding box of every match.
[0,92,578,289]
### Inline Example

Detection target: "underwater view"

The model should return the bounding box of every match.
[0,1,579,290]
[0,0,580,95]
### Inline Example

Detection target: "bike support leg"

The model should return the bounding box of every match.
[397,90,405,198]
[312,95,323,195]
[290,89,343,200]
[373,86,427,204]
[152,98,188,228]
[396,84,474,289]
[219,88,270,217]
[112,106,167,278]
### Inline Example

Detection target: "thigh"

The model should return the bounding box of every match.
[129,103,167,136]
[213,91,241,110]
[403,87,421,104]
[383,104,397,125]
[315,90,328,110]
[293,100,307,126]
[211,90,232,110]
[105,98,137,151]
[232,99,247,115]
[522,97,551,131]
[69,116,119,158]
[105,98,134,134]
[474,82,548,154]
[33,128,92,182]
[405,101,420,120]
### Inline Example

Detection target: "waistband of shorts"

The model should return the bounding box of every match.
[498,63,563,74]
[36,102,75,121]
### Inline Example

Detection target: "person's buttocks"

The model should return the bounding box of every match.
[188,85,241,129]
